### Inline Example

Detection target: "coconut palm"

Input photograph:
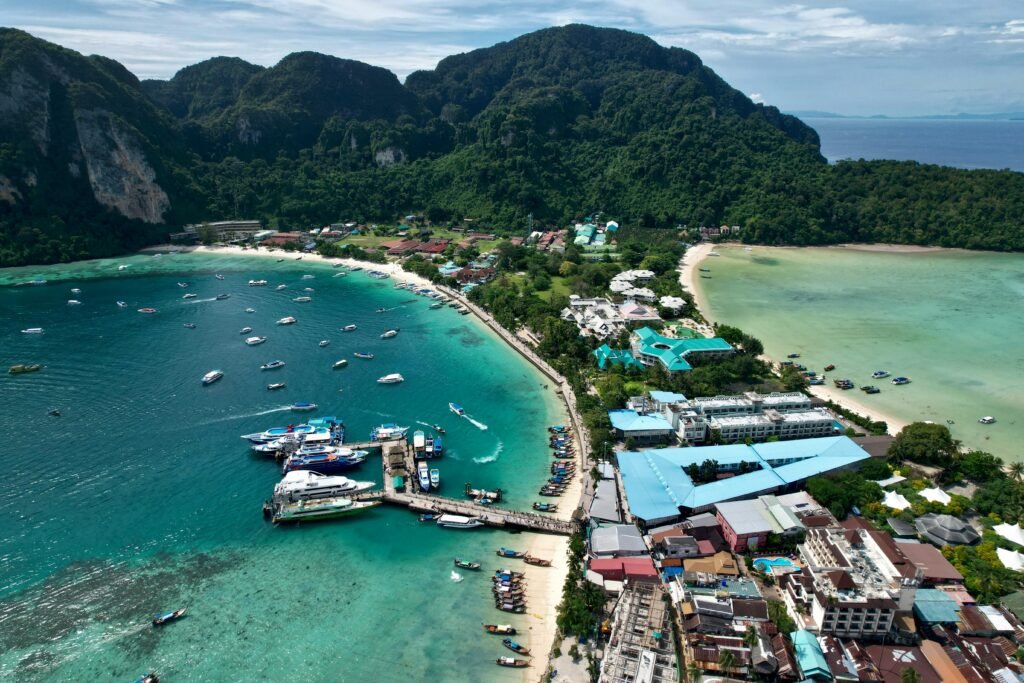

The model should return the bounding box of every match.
[900,667,922,683]
[686,661,702,683]
[718,649,736,671]
[1009,462,1024,482]
[742,625,759,647]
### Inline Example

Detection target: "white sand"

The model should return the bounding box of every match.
[521,533,570,678]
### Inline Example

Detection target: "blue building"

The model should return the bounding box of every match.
[608,409,674,443]
[790,630,830,680]
[618,436,871,525]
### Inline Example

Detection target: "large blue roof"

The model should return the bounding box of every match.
[914,589,961,623]
[609,409,672,433]
[649,390,687,404]
[618,436,871,521]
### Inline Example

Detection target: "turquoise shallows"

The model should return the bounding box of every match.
[618,436,870,522]
[0,252,566,682]
[630,326,733,372]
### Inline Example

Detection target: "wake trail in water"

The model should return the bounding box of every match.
[183,297,218,304]
[473,440,503,464]
[463,414,488,431]
[200,406,291,425]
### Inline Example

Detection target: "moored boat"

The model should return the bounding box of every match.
[824,363,836,371]
[291,402,318,411]
[502,639,531,655]
[267,383,286,391]
[524,555,552,567]
[371,423,408,440]
[861,385,880,394]
[273,470,374,502]
[417,461,431,491]
[9,363,43,374]
[436,514,484,529]
[342,324,357,332]
[871,370,890,379]
[432,423,446,434]
[377,373,404,384]
[380,328,399,339]
[429,468,440,490]
[333,359,349,369]
[353,352,374,359]
[152,607,187,626]
[138,307,156,313]
[891,376,911,385]
[202,370,223,385]
[454,558,481,570]
[261,360,286,370]
[240,327,253,334]
[215,293,231,300]
[245,336,267,345]
[483,624,516,635]
[248,280,268,286]
[21,327,43,334]
[276,316,297,325]
[497,547,525,558]
[980,416,996,424]
[533,502,558,512]
[272,497,379,523]
[116,301,128,308]
[293,296,312,303]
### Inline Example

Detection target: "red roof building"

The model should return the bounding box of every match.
[589,557,658,582]
[260,232,306,246]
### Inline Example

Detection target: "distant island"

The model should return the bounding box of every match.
[2,23,1024,267]
[790,110,1024,121]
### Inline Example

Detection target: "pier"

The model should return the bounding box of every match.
[349,441,580,535]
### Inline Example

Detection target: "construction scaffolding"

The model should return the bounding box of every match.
[600,581,679,683]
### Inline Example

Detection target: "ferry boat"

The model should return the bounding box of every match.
[282,451,363,475]
[429,468,440,490]
[301,274,315,280]
[277,316,297,325]
[380,329,399,339]
[449,402,465,416]
[891,376,911,385]
[261,360,286,370]
[333,359,349,369]
[291,401,318,411]
[871,370,890,379]
[413,430,426,455]
[215,293,231,300]
[245,336,267,345]
[67,299,82,305]
[276,284,287,290]
[980,416,996,424]
[353,352,374,359]
[267,383,286,391]
[273,470,374,502]
[342,324,357,332]
[9,364,43,374]
[177,282,188,288]
[182,293,197,299]
[241,424,316,443]
[21,328,43,334]
[202,370,223,385]
[319,340,330,347]
[138,307,157,314]
[248,280,268,287]
[371,423,409,440]
[240,327,253,334]
[377,373,404,384]
[272,497,379,524]
[293,296,312,303]
[436,514,484,529]
[417,461,431,491]
[116,301,128,308]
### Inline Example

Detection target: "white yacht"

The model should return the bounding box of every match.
[277,316,297,325]
[67,299,82,305]
[116,301,128,308]
[202,370,224,385]
[333,359,348,369]
[240,327,253,334]
[248,279,268,287]
[245,307,256,313]
[380,329,399,339]
[294,296,312,303]
[301,274,315,280]
[436,514,484,529]
[273,471,375,502]
[342,324,357,332]
[182,293,197,299]
[177,282,189,288]
[377,373,404,384]
[980,416,996,424]
[319,340,330,347]
[246,336,267,346]
[70,288,81,294]
[21,327,44,334]
[276,284,288,290]
[118,265,129,271]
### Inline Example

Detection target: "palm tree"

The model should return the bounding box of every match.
[1009,462,1024,482]
[900,667,922,683]
[743,625,759,647]
[686,661,703,683]
[718,649,736,671]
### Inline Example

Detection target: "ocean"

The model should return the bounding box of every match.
[0,252,567,681]
[696,245,1024,461]
[807,117,1024,172]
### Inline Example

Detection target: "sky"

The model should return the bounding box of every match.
[6,0,1024,116]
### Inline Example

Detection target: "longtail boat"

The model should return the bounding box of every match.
[502,638,532,656]
[483,624,516,635]
[496,656,529,668]
[454,558,481,570]
[524,555,552,567]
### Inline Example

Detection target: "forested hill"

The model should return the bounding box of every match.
[1,24,1023,266]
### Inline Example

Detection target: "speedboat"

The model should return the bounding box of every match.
[319,340,330,347]
[118,265,129,271]
[202,370,223,385]
[301,274,315,280]
[429,468,440,490]
[377,373,403,384]
[248,280,268,287]
[241,424,318,443]
[116,301,128,308]
[303,287,314,292]
[261,360,286,370]
[282,451,365,475]
[430,302,443,309]
[417,461,431,491]
[436,514,484,529]
[980,416,996,424]
[138,307,157,314]
[215,293,230,300]
[21,327,44,334]
[9,364,43,374]
[271,497,379,524]
[276,284,287,290]
[291,402,318,411]
[432,424,446,434]
[449,402,465,416]
[152,607,187,626]
[454,559,481,570]
[861,385,880,394]
[353,352,374,359]
[70,288,81,294]
[371,423,408,440]
[294,296,312,303]
[334,272,347,277]
[342,324,357,332]
[871,370,890,379]
[182,293,197,299]
[245,336,267,345]
[183,323,196,329]
[276,316,297,325]
[273,470,375,502]
[891,376,911,385]
[380,329,399,339]
[245,307,256,313]
[67,299,82,305]
[240,327,253,334]
[177,282,188,288]
[215,274,225,280]
[267,382,286,391]
[333,359,349,369]
[375,307,387,313]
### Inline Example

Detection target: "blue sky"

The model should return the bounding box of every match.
[7,0,1024,115]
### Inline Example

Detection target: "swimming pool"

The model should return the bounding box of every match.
[753,557,797,574]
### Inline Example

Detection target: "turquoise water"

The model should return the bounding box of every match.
[698,245,1024,461]
[0,252,566,681]
[752,557,796,575]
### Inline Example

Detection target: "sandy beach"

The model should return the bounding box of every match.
[680,242,909,437]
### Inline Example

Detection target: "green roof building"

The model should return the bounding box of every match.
[629,327,733,372]
[593,344,644,370]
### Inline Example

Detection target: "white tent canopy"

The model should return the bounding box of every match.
[994,523,1024,547]
[997,547,1024,572]
[883,490,911,511]
[920,487,952,505]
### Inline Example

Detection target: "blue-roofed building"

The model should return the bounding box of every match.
[791,630,830,681]
[618,436,871,526]
[914,589,961,624]
[630,327,733,373]
[593,344,644,370]
[608,409,673,443]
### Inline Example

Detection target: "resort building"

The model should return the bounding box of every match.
[715,495,806,552]
[561,296,625,338]
[914,513,981,547]
[182,220,264,242]
[780,526,922,640]
[609,409,674,443]
[629,327,734,372]
[618,436,871,525]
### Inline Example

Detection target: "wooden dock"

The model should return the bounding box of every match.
[349,441,579,536]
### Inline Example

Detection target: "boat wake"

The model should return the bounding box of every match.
[183,297,218,304]
[463,415,488,431]
[473,440,503,464]
[200,405,292,425]
[450,570,464,583]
